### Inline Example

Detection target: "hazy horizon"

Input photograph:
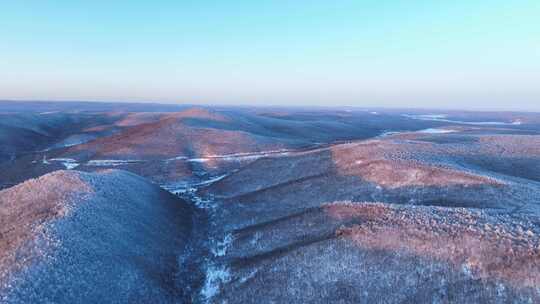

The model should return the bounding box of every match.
[1,1,539,111]
[2,98,540,113]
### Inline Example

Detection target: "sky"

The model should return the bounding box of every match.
[1,1,539,110]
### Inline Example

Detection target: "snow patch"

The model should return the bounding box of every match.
[211,233,234,257]
[86,160,143,166]
[195,174,228,186]
[187,158,209,163]
[162,181,216,209]
[417,128,458,134]
[63,163,79,170]
[169,186,197,196]
[403,114,522,126]
[250,232,262,246]
[186,149,293,163]
[239,269,258,284]
[377,131,401,138]
[192,196,215,209]
[496,283,506,297]
[200,264,231,301]
[462,263,473,278]
[165,155,188,162]
[49,158,80,170]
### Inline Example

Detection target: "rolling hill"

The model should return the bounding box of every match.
[0,170,193,303]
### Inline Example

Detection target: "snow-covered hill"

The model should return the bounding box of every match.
[0,170,192,303]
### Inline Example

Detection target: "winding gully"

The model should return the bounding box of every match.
[162,177,232,303]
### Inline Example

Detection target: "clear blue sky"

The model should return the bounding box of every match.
[1,1,539,110]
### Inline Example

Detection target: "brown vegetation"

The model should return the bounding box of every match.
[328,203,540,289]
[0,171,94,278]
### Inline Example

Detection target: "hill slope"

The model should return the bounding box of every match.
[0,170,192,303]
[198,130,540,303]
